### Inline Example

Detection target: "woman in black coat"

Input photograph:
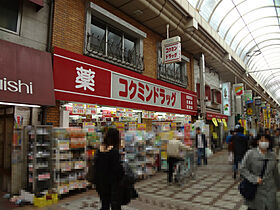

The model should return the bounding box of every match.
[93,128,124,210]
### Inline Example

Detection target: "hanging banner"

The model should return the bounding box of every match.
[222,82,231,116]
[162,36,181,64]
[233,83,244,97]
[222,119,227,128]
[212,118,218,127]
[244,90,253,103]
[247,107,253,116]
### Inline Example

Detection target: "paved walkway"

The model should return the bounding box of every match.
[11,150,280,210]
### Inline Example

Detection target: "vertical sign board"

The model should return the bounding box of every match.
[162,36,181,64]
[233,83,244,98]
[222,82,231,116]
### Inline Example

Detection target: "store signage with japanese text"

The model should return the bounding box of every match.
[254,97,261,106]
[53,47,197,115]
[206,112,228,121]
[222,82,231,116]
[162,36,181,64]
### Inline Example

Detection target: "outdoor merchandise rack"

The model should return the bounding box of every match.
[25,125,53,195]
[52,128,89,195]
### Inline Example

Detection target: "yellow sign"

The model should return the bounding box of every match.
[171,122,177,129]
[247,108,253,115]
[213,132,218,139]
[217,118,222,123]
[137,123,146,130]
[212,118,218,127]
[222,119,227,128]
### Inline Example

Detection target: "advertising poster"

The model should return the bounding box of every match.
[222,82,231,116]
[72,104,85,114]
[233,83,244,97]
[86,104,97,115]
[244,90,253,104]
[184,123,192,146]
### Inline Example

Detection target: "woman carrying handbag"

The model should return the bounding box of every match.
[240,134,280,210]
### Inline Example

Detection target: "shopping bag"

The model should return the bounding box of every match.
[228,152,233,162]
[205,148,213,158]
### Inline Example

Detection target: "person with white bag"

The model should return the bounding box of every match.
[195,127,208,165]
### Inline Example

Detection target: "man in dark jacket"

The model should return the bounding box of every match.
[195,127,208,166]
[232,126,248,179]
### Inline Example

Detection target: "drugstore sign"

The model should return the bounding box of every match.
[53,47,197,115]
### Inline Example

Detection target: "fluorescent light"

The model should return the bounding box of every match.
[0,102,40,108]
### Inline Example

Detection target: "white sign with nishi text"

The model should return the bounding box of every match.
[162,36,181,64]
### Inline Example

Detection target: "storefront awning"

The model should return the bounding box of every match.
[53,47,198,115]
[0,40,55,106]
[28,0,44,7]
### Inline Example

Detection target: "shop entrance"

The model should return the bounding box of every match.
[0,106,14,193]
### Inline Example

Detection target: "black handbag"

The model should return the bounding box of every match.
[239,159,268,201]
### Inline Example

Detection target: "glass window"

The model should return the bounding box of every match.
[108,27,122,60]
[124,35,136,64]
[0,0,20,32]
[88,16,143,72]
[90,18,106,53]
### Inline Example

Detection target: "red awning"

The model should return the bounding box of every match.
[0,40,55,106]
[29,0,44,7]
[206,112,228,121]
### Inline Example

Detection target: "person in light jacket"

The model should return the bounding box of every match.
[167,137,189,183]
[240,134,280,210]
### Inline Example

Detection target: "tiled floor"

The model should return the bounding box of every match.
[11,150,280,210]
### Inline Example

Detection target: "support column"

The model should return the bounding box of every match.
[199,53,206,121]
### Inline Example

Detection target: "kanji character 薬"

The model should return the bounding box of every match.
[154,87,159,103]
[166,94,171,105]
[159,88,165,104]
[75,66,95,91]
[138,82,145,101]
[129,81,137,99]
[119,78,128,97]
[171,92,176,106]
[146,84,153,102]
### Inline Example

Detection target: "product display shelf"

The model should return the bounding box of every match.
[24,125,53,195]
[52,128,89,195]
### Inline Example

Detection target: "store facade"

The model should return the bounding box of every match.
[0,39,55,194]
[206,112,228,151]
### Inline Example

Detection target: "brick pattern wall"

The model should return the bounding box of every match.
[52,0,194,91]
[45,101,60,127]
[52,0,85,54]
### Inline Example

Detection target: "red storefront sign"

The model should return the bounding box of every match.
[53,47,197,115]
[206,112,228,120]
[0,40,55,106]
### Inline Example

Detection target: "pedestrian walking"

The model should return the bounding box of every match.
[195,127,208,166]
[167,137,189,183]
[232,126,249,179]
[92,128,124,210]
[226,130,234,163]
[274,128,280,156]
[240,134,280,210]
